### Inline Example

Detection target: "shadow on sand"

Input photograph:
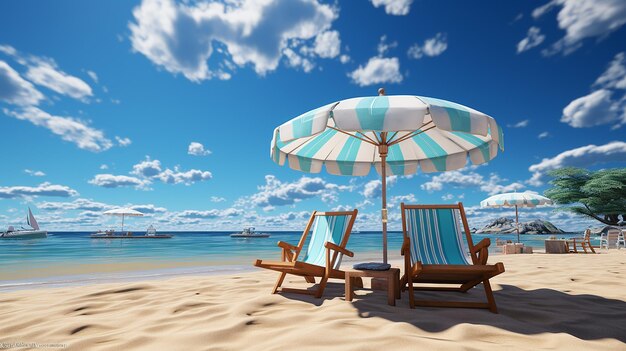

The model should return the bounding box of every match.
[278,281,626,342]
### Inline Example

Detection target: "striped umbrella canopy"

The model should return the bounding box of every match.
[271,89,504,263]
[481,192,553,243]
[103,208,144,232]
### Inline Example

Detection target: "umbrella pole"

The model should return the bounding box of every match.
[515,205,519,243]
[380,142,388,264]
[121,214,125,233]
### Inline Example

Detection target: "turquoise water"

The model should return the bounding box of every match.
[0,231,593,272]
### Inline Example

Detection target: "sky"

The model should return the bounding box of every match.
[0,0,625,232]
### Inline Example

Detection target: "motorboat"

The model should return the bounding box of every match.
[90,225,172,239]
[1,208,47,239]
[230,227,270,238]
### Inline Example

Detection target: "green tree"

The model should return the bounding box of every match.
[545,167,626,225]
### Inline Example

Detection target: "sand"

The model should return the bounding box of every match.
[1,251,625,351]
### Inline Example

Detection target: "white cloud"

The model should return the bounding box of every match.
[594,52,626,90]
[0,60,44,106]
[99,164,109,170]
[0,182,78,199]
[313,30,341,58]
[421,170,525,196]
[528,141,626,185]
[538,131,550,139]
[245,175,351,209]
[188,141,211,156]
[176,208,243,219]
[115,136,132,147]
[537,0,626,55]
[363,176,397,199]
[377,35,398,57]
[24,169,45,177]
[561,52,626,129]
[88,174,150,189]
[283,48,315,72]
[4,106,113,152]
[407,33,448,59]
[339,54,350,64]
[130,156,212,185]
[349,57,402,87]
[38,198,113,211]
[128,204,167,214]
[210,196,226,203]
[516,27,545,53]
[370,0,413,16]
[128,0,339,81]
[155,168,212,185]
[86,70,98,83]
[509,119,530,128]
[25,59,93,101]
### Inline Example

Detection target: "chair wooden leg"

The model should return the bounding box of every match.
[272,272,287,294]
[304,276,315,283]
[407,275,415,309]
[315,276,329,298]
[482,280,498,313]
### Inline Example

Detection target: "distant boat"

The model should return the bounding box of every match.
[230,227,270,238]
[0,208,47,239]
[91,225,172,239]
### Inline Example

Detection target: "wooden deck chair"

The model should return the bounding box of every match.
[567,229,596,253]
[400,203,505,313]
[254,210,358,298]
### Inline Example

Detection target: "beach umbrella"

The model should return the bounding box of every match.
[103,208,144,232]
[480,192,553,243]
[271,88,504,263]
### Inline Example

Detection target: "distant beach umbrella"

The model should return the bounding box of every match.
[480,192,553,243]
[103,208,144,232]
[271,88,504,263]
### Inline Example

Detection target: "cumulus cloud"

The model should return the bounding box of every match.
[176,208,243,219]
[312,30,341,58]
[210,196,226,203]
[88,174,150,189]
[349,57,402,87]
[24,169,45,177]
[516,27,545,53]
[128,204,167,214]
[0,182,78,199]
[561,52,626,129]
[245,175,351,209]
[188,142,211,156]
[421,170,525,196]
[535,0,626,55]
[115,136,132,147]
[370,0,413,16]
[0,60,44,106]
[86,70,98,83]
[362,176,398,199]
[38,198,113,211]
[130,156,212,185]
[25,59,93,101]
[407,33,448,59]
[128,0,340,81]
[538,131,550,139]
[4,106,113,152]
[528,141,626,186]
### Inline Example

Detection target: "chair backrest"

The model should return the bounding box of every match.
[401,203,473,266]
[605,229,620,243]
[296,210,357,269]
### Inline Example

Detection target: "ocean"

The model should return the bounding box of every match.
[0,231,592,291]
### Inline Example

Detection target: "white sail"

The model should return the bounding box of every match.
[27,208,40,230]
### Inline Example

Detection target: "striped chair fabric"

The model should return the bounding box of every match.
[405,208,471,265]
[298,214,352,269]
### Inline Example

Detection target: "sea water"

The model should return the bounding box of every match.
[0,231,592,290]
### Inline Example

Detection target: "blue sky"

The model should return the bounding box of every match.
[1,0,625,232]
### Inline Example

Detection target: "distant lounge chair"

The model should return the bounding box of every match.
[618,229,625,249]
[254,210,358,298]
[400,203,505,313]
[567,229,596,253]
[600,229,621,250]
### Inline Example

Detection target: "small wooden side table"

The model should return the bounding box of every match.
[344,268,400,306]
[545,239,569,254]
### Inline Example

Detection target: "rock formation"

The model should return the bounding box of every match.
[476,217,564,234]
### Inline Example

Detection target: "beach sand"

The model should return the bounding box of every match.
[1,251,625,350]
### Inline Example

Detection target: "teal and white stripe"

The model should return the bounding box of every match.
[480,192,553,208]
[405,208,471,265]
[298,213,352,269]
[271,95,504,176]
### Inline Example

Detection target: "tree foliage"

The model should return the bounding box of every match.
[545,167,626,225]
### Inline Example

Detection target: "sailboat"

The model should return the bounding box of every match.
[1,208,48,239]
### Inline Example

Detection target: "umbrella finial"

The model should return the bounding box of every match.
[378,87,386,96]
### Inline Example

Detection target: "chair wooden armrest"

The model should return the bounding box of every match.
[325,242,354,257]
[401,237,410,256]
[471,238,490,265]
[277,241,299,252]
